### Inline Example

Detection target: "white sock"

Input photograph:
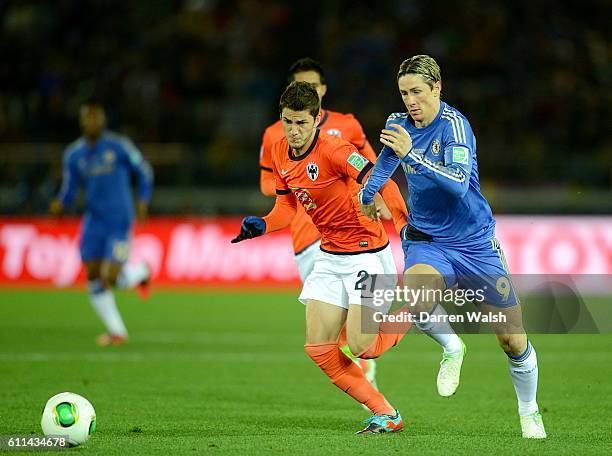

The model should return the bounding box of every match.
[415,304,463,355]
[116,262,149,289]
[88,280,128,337]
[507,340,539,416]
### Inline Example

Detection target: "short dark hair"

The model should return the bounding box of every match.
[287,57,326,84]
[279,81,320,119]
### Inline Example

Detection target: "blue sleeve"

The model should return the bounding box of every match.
[359,145,401,205]
[57,150,81,207]
[401,119,473,198]
[120,137,154,202]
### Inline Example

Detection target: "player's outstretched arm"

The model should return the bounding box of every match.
[120,136,154,205]
[231,192,297,243]
[259,168,276,197]
[55,149,82,212]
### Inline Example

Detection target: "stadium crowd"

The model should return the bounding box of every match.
[0,0,609,209]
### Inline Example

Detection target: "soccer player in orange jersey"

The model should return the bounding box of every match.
[234,82,409,434]
[259,58,389,280]
[259,58,389,390]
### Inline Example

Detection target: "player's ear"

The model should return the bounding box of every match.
[320,84,327,99]
[314,110,322,127]
[433,81,442,99]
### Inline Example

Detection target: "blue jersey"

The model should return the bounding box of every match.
[58,131,153,227]
[361,102,494,245]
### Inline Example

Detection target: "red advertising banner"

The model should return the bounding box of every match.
[1,216,612,288]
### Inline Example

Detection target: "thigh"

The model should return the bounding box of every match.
[305,299,347,344]
[299,252,348,309]
[343,246,396,312]
[403,241,456,288]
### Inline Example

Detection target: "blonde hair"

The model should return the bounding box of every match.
[397,55,441,89]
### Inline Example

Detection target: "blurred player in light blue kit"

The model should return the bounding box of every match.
[50,98,154,346]
[359,55,546,438]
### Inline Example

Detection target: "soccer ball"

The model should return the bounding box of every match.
[40,392,96,446]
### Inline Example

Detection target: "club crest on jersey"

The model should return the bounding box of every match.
[292,188,317,212]
[326,128,342,137]
[306,162,319,181]
[104,150,116,163]
[431,139,441,156]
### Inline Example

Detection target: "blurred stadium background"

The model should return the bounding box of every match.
[1,1,611,453]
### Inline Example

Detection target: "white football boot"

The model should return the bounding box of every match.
[437,339,467,397]
[520,411,547,439]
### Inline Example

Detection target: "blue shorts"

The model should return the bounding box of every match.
[80,219,131,263]
[402,237,518,307]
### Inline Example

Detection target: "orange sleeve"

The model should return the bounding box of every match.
[378,179,408,235]
[262,149,295,232]
[333,144,375,184]
[262,192,297,233]
[259,131,276,197]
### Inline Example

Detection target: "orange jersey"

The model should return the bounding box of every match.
[259,109,376,254]
[265,131,388,254]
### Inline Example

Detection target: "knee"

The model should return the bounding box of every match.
[86,268,101,282]
[101,267,121,287]
[497,333,527,356]
[346,334,372,359]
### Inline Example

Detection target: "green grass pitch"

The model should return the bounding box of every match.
[1,289,611,455]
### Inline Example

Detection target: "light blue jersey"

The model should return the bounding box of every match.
[360,101,494,245]
[58,131,153,227]
[361,102,517,306]
[58,131,153,262]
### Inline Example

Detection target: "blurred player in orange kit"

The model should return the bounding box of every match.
[235,81,409,434]
[258,57,390,389]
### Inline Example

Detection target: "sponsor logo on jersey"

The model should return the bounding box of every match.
[347,151,367,171]
[306,162,319,181]
[431,139,441,156]
[359,241,369,247]
[452,146,469,164]
[326,128,342,137]
[292,188,317,212]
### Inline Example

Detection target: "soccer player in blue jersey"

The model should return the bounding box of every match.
[50,98,154,346]
[359,55,546,438]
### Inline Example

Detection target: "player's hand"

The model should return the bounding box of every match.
[358,189,378,221]
[136,201,148,223]
[374,194,392,220]
[231,216,266,243]
[359,201,379,221]
[380,123,412,159]
[49,199,63,216]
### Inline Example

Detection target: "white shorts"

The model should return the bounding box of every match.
[298,244,397,310]
[295,239,321,282]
